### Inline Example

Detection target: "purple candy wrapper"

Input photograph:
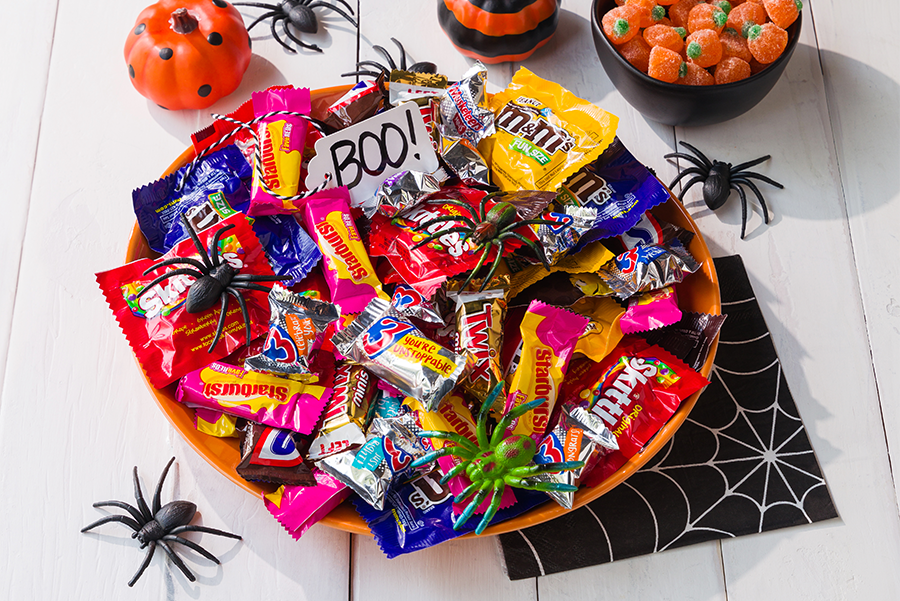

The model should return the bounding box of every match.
[558,138,670,250]
[264,469,351,540]
[353,468,551,558]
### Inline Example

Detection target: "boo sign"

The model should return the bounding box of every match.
[305,102,439,208]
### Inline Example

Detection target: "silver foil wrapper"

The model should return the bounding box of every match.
[440,139,491,188]
[374,167,448,218]
[530,405,619,509]
[597,238,701,300]
[332,297,473,412]
[535,205,599,265]
[438,62,494,145]
[244,285,339,378]
[316,434,394,509]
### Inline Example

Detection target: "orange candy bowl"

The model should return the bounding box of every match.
[125,85,720,537]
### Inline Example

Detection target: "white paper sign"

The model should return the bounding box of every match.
[305,102,439,208]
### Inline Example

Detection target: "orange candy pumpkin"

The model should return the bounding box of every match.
[124,0,252,110]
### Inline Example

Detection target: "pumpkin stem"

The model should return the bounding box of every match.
[170,8,199,35]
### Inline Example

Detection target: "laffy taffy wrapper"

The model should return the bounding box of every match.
[264,469,351,540]
[305,187,388,314]
[332,297,472,412]
[96,213,271,389]
[249,87,311,214]
[194,407,240,438]
[560,338,709,487]
[176,361,330,435]
[570,296,626,363]
[532,405,618,509]
[478,67,618,193]
[505,301,589,441]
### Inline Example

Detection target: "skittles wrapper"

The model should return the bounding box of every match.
[332,297,472,411]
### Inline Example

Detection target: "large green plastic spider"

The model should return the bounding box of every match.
[411,192,556,292]
[411,383,583,534]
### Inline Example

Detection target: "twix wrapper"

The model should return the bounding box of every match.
[505,301,589,441]
[308,363,374,461]
[452,288,507,403]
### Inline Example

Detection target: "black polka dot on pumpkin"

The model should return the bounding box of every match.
[212,0,228,7]
[207,32,223,46]
[159,47,173,60]
[198,84,212,97]
[128,64,135,78]
[134,23,146,35]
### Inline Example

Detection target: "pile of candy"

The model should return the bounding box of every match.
[97,64,723,556]
[602,0,801,84]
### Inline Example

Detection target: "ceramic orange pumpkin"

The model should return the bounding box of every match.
[124,0,252,110]
[438,0,562,64]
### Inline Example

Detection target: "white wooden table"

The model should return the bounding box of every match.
[1,0,898,598]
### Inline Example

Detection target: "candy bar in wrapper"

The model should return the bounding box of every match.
[374,167,448,218]
[534,205,598,265]
[237,422,315,486]
[308,363,374,461]
[264,470,351,540]
[325,78,383,130]
[438,62,494,145]
[332,297,472,411]
[390,282,444,324]
[641,312,726,371]
[505,301,589,440]
[245,285,339,379]
[612,211,694,253]
[531,405,618,509]
[389,69,449,106]
[176,362,330,435]
[353,469,550,558]
[452,288,507,403]
[316,414,427,510]
[598,238,701,300]
[440,139,491,188]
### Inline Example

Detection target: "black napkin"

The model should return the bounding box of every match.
[497,255,838,579]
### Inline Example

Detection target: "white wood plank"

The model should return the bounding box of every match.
[811,0,900,506]
[662,2,900,598]
[353,535,536,601]
[0,1,58,395]
[0,0,357,598]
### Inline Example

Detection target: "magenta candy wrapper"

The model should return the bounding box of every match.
[175,361,331,435]
[264,469,351,540]
[620,286,683,334]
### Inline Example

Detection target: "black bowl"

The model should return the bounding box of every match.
[591,0,801,126]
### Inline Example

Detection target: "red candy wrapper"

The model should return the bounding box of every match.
[561,338,709,487]
[96,214,271,388]
[264,469,351,540]
[368,186,530,298]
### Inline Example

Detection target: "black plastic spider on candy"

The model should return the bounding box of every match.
[232,0,357,53]
[138,213,288,353]
[81,458,241,587]
[665,141,784,239]
[342,37,438,79]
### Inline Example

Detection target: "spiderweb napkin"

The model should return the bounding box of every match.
[497,255,838,579]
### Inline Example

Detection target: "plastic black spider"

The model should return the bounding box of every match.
[81,458,241,587]
[342,37,438,79]
[138,213,287,353]
[412,192,556,292]
[233,0,357,53]
[665,141,784,239]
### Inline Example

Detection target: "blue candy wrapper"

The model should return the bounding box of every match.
[557,138,670,251]
[353,469,551,558]
[133,144,321,285]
